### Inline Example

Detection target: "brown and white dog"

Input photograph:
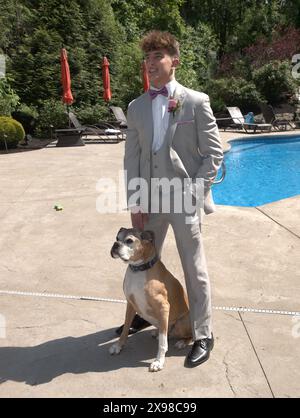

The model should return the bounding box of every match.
[110,227,192,372]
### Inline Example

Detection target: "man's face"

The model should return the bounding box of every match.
[144,49,179,88]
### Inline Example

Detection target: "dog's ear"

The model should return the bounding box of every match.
[116,227,127,240]
[141,230,155,243]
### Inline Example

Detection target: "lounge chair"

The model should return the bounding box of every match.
[225,107,272,133]
[68,111,125,142]
[260,104,294,131]
[110,106,128,128]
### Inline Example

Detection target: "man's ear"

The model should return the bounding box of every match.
[141,230,155,244]
[172,56,180,68]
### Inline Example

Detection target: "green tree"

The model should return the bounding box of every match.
[113,41,143,107]
[1,0,125,109]
[181,0,286,55]
[10,28,62,106]
[176,23,219,90]
[0,78,20,116]
[281,0,300,28]
[0,0,298,120]
[253,61,298,104]
[234,0,283,50]
[182,0,245,55]
[111,0,186,41]
[0,0,34,53]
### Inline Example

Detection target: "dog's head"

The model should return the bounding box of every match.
[110,228,155,263]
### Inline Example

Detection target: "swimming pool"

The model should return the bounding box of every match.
[212,135,300,207]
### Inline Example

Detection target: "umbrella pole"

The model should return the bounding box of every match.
[67,104,71,127]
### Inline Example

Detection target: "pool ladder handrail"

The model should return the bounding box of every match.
[213,161,226,184]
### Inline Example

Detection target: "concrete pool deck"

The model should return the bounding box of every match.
[0,129,299,398]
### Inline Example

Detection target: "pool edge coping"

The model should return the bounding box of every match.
[222,131,300,153]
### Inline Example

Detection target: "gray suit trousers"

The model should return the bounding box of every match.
[144,210,212,341]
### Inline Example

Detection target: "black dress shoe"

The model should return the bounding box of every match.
[184,334,214,368]
[115,314,151,336]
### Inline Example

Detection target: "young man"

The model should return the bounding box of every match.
[119,31,223,367]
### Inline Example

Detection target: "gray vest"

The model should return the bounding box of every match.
[150,139,185,213]
[151,137,176,180]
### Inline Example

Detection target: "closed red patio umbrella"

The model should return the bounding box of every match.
[142,60,150,92]
[60,48,73,105]
[102,56,111,102]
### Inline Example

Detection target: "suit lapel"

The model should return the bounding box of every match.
[142,92,153,151]
[166,84,187,146]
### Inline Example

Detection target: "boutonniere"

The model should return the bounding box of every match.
[168,96,181,117]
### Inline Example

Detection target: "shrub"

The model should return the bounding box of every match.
[0,78,20,116]
[35,99,69,138]
[218,53,252,80]
[73,103,110,125]
[206,77,264,113]
[12,104,38,135]
[253,60,298,105]
[0,116,25,149]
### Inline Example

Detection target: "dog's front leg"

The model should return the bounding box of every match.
[149,303,169,372]
[109,302,136,355]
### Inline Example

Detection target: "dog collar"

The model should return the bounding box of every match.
[129,255,159,272]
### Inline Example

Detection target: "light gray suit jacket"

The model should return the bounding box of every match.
[124,83,223,214]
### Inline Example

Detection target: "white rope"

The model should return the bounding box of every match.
[0,289,126,304]
[0,289,299,317]
[213,305,300,317]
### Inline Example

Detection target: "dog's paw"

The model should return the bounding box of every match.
[149,359,164,372]
[174,339,189,350]
[109,342,122,355]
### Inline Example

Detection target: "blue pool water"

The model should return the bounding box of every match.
[212,136,300,207]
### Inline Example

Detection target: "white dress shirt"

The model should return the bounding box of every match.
[151,79,178,152]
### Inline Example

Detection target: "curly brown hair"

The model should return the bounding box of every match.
[140,31,180,57]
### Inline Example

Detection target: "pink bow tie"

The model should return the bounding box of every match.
[149,86,168,100]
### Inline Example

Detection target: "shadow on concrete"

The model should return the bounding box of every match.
[0,139,54,154]
[0,328,189,386]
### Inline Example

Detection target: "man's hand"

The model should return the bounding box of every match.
[130,207,149,230]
